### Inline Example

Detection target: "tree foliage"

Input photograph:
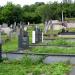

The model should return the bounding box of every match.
[0,2,75,25]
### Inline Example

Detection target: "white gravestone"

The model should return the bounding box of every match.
[32,31,35,43]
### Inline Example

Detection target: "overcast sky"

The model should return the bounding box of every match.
[0,0,63,6]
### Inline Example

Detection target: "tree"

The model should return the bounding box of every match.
[1,2,22,25]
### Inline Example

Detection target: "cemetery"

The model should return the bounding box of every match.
[1,1,75,75]
[0,21,74,75]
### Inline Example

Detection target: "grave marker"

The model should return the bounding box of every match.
[28,22,30,26]
[2,23,8,28]
[32,26,43,43]
[13,22,16,31]
[32,31,36,43]
[44,20,53,34]
[22,31,29,49]
[18,26,29,50]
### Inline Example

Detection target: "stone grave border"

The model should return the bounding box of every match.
[2,52,75,65]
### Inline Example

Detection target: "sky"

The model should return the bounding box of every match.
[0,0,62,6]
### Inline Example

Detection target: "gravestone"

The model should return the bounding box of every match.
[10,24,13,29]
[32,26,43,43]
[13,22,16,31]
[28,22,30,26]
[44,20,53,33]
[35,26,39,43]
[18,28,23,50]
[22,31,29,49]
[32,31,36,43]
[45,20,48,33]
[2,23,8,28]
[18,26,29,50]
[20,22,25,31]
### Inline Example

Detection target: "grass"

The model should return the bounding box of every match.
[65,18,75,21]
[32,46,75,54]
[0,56,71,75]
[2,36,18,52]
[47,39,75,46]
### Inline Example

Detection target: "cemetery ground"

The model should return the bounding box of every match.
[1,24,75,75]
[2,24,75,54]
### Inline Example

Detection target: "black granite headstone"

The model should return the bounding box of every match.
[18,28,23,50]
[18,28,29,50]
[22,31,29,49]
[34,27,42,43]
[39,29,42,42]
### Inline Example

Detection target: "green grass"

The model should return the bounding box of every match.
[68,28,75,32]
[47,39,75,46]
[0,56,71,75]
[2,36,18,52]
[65,18,75,21]
[32,46,75,54]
